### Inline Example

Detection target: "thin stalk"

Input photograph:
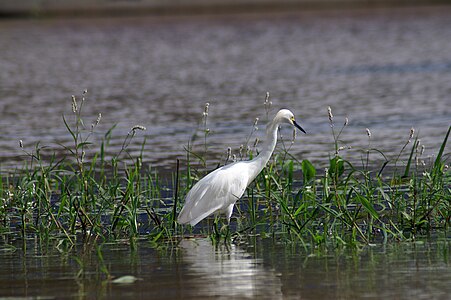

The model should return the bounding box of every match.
[172,159,180,233]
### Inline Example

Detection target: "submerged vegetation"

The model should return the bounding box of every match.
[0,92,450,249]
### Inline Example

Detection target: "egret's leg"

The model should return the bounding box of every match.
[222,204,235,239]
[225,204,234,225]
[224,224,231,240]
[213,214,221,240]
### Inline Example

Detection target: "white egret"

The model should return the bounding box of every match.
[177,109,306,226]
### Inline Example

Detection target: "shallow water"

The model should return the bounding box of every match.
[0,237,450,299]
[0,7,450,172]
[1,8,451,299]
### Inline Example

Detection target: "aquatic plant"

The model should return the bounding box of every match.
[0,91,156,244]
[0,92,449,249]
[233,106,451,246]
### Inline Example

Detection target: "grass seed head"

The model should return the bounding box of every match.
[71,95,77,113]
[254,117,259,131]
[95,113,102,125]
[253,137,259,148]
[131,125,146,131]
[264,92,272,112]
[264,92,271,105]
[327,106,333,126]
[92,113,102,129]
[203,102,210,117]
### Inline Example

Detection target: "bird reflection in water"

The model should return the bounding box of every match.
[178,238,283,299]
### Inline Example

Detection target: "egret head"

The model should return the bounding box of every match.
[275,109,306,134]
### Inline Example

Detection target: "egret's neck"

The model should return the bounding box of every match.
[249,122,279,178]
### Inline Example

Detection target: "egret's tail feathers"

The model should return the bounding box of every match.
[176,211,192,225]
[177,206,218,227]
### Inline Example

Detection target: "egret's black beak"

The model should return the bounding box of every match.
[293,120,306,134]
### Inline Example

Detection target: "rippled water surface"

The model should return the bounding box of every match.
[1,237,450,299]
[0,7,450,171]
[1,8,451,299]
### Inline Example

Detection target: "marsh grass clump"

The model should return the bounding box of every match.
[0,92,168,245]
[0,94,450,249]
[179,102,450,246]
[232,107,451,247]
[198,105,449,245]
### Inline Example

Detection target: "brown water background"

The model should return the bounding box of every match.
[0,6,450,172]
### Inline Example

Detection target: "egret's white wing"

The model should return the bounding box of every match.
[177,163,249,226]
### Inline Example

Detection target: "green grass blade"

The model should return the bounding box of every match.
[403,138,419,178]
[434,125,451,170]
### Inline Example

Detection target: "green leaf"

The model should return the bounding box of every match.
[403,138,419,178]
[62,114,76,141]
[433,125,451,174]
[76,142,93,149]
[355,192,379,220]
[301,159,316,183]
[283,160,294,184]
[329,156,344,178]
